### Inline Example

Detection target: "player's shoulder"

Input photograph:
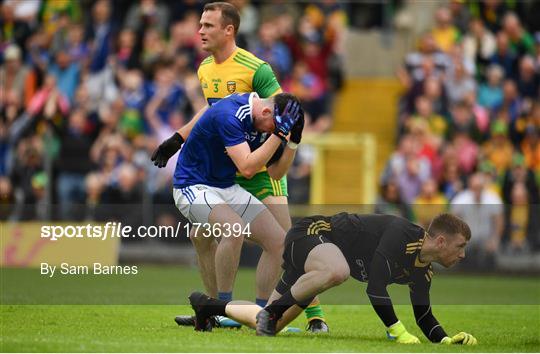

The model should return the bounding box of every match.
[197,56,215,75]
[199,55,215,67]
[232,48,267,71]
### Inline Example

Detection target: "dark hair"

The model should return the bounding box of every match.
[428,213,471,240]
[273,93,301,117]
[203,2,240,35]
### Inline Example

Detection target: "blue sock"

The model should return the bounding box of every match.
[256,298,268,307]
[218,292,232,302]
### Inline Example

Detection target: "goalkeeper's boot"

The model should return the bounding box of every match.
[255,309,278,336]
[307,319,329,333]
[174,315,195,327]
[174,314,241,329]
[188,292,214,332]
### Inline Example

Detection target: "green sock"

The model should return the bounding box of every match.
[304,303,325,321]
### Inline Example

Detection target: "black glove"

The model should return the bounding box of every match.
[151,132,184,168]
[289,109,304,144]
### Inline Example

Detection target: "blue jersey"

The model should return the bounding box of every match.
[173,93,262,188]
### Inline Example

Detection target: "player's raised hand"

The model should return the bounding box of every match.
[386,321,421,344]
[151,132,184,168]
[289,108,304,144]
[273,100,301,140]
[441,332,477,345]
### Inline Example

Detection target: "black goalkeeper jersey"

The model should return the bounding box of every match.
[326,213,432,286]
[285,213,445,342]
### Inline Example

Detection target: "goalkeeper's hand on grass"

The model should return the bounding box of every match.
[441,332,477,345]
[386,321,421,344]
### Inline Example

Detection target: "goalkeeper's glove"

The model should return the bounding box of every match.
[151,132,184,168]
[441,332,477,345]
[386,321,421,344]
[273,100,301,141]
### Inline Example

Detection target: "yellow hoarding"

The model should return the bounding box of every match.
[0,222,120,267]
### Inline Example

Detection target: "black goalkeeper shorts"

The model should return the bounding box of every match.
[276,216,332,295]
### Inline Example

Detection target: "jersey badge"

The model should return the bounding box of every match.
[227,81,237,94]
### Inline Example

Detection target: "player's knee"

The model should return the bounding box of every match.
[326,264,350,286]
[219,233,245,247]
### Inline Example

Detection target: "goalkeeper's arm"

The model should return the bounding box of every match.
[367,252,420,344]
[410,287,448,342]
[410,281,477,345]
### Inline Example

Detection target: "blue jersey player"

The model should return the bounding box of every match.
[172,92,304,316]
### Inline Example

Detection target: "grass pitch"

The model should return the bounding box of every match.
[1,266,539,352]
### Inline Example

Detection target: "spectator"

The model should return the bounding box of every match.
[477,64,504,110]
[439,157,465,201]
[448,0,471,35]
[412,178,448,229]
[450,131,479,175]
[521,125,540,172]
[284,61,330,132]
[0,45,30,106]
[423,76,448,116]
[0,176,14,220]
[448,100,484,143]
[503,183,532,254]
[374,179,413,220]
[48,49,80,103]
[124,0,169,36]
[502,12,535,57]
[470,0,508,33]
[493,79,522,123]
[482,120,514,174]
[431,6,460,53]
[516,56,540,100]
[9,136,44,220]
[86,0,114,73]
[501,153,540,205]
[114,28,139,70]
[513,100,540,144]
[397,156,430,204]
[145,60,186,126]
[287,145,314,205]
[3,0,41,26]
[252,20,292,81]
[66,23,90,66]
[119,70,146,139]
[40,0,80,37]
[445,58,476,105]
[52,109,95,220]
[0,1,32,54]
[451,173,504,270]
[381,134,431,185]
[229,0,259,48]
[397,33,449,93]
[462,17,496,77]
[463,89,490,134]
[84,172,105,221]
[141,27,166,73]
[101,162,144,228]
[406,95,448,140]
[490,31,518,79]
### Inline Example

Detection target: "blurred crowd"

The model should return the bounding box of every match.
[0,0,347,223]
[379,0,540,268]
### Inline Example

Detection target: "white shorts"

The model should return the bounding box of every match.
[173,184,266,225]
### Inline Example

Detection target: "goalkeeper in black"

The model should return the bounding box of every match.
[188,213,478,345]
